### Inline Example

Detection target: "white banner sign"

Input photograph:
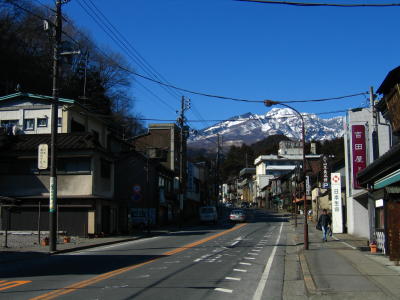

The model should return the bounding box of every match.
[38,144,48,170]
[305,176,311,196]
[331,173,343,233]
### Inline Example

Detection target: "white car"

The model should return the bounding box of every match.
[199,206,218,224]
[229,209,246,223]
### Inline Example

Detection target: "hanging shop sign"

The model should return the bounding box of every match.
[351,125,367,189]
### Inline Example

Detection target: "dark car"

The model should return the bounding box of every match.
[241,202,249,209]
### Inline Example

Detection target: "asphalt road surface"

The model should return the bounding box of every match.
[0,209,290,300]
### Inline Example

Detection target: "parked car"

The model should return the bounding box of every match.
[225,202,233,208]
[241,202,249,209]
[199,206,218,224]
[229,209,246,223]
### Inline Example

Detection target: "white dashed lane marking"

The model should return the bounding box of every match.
[244,257,255,260]
[233,269,247,272]
[239,262,252,266]
[225,277,241,281]
[164,261,180,264]
[230,240,240,247]
[215,288,233,293]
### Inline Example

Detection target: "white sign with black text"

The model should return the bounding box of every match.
[38,144,48,170]
[330,173,343,233]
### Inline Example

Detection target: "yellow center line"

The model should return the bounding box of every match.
[0,281,32,291]
[30,223,247,300]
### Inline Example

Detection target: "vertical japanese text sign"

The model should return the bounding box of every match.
[321,155,330,189]
[331,173,343,233]
[351,125,367,189]
[38,144,48,170]
[305,175,311,196]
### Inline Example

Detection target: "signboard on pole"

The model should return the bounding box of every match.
[321,155,330,189]
[331,173,343,233]
[38,144,48,170]
[305,175,311,196]
[351,125,367,189]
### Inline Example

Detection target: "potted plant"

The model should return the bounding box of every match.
[41,237,49,246]
[369,240,377,253]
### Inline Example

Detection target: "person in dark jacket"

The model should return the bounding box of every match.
[318,209,332,242]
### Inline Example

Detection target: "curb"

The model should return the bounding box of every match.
[0,235,147,264]
[299,250,318,295]
[50,235,145,255]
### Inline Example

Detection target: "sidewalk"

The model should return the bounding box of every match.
[292,217,400,299]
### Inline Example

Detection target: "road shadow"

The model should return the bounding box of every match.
[0,253,166,279]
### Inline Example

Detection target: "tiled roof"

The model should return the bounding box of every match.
[0,133,100,152]
[0,92,75,104]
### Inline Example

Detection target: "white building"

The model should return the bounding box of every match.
[0,92,110,148]
[254,141,303,199]
[344,107,391,238]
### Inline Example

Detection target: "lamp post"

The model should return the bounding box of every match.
[264,100,309,250]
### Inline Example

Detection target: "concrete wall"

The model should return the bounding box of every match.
[68,111,108,148]
[0,174,92,196]
[346,194,369,237]
[92,154,114,198]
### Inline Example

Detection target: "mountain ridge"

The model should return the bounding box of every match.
[189,108,344,150]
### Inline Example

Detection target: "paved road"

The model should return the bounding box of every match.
[0,210,289,300]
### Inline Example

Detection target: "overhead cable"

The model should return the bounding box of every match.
[8,0,369,105]
[236,0,400,8]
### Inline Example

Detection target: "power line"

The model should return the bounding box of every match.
[265,92,367,104]
[6,0,369,105]
[135,107,361,122]
[135,80,177,112]
[81,0,182,101]
[236,0,400,7]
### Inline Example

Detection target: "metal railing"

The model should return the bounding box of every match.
[376,229,386,254]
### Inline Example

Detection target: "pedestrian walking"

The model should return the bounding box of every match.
[317,209,332,242]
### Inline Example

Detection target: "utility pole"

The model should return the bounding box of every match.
[370,86,379,161]
[216,134,220,206]
[178,96,190,226]
[146,155,150,235]
[368,86,377,244]
[49,0,63,253]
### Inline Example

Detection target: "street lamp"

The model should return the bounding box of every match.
[264,100,309,250]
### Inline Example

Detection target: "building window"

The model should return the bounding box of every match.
[37,118,48,127]
[58,117,62,127]
[24,119,35,131]
[101,159,111,178]
[57,157,91,173]
[1,119,19,128]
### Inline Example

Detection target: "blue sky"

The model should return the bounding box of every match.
[39,0,400,129]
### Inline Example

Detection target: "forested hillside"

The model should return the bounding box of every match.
[0,0,143,137]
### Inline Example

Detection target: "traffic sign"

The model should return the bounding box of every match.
[133,184,141,193]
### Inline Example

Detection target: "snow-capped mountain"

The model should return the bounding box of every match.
[188,108,344,149]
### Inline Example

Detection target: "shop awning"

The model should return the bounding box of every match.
[374,169,400,189]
